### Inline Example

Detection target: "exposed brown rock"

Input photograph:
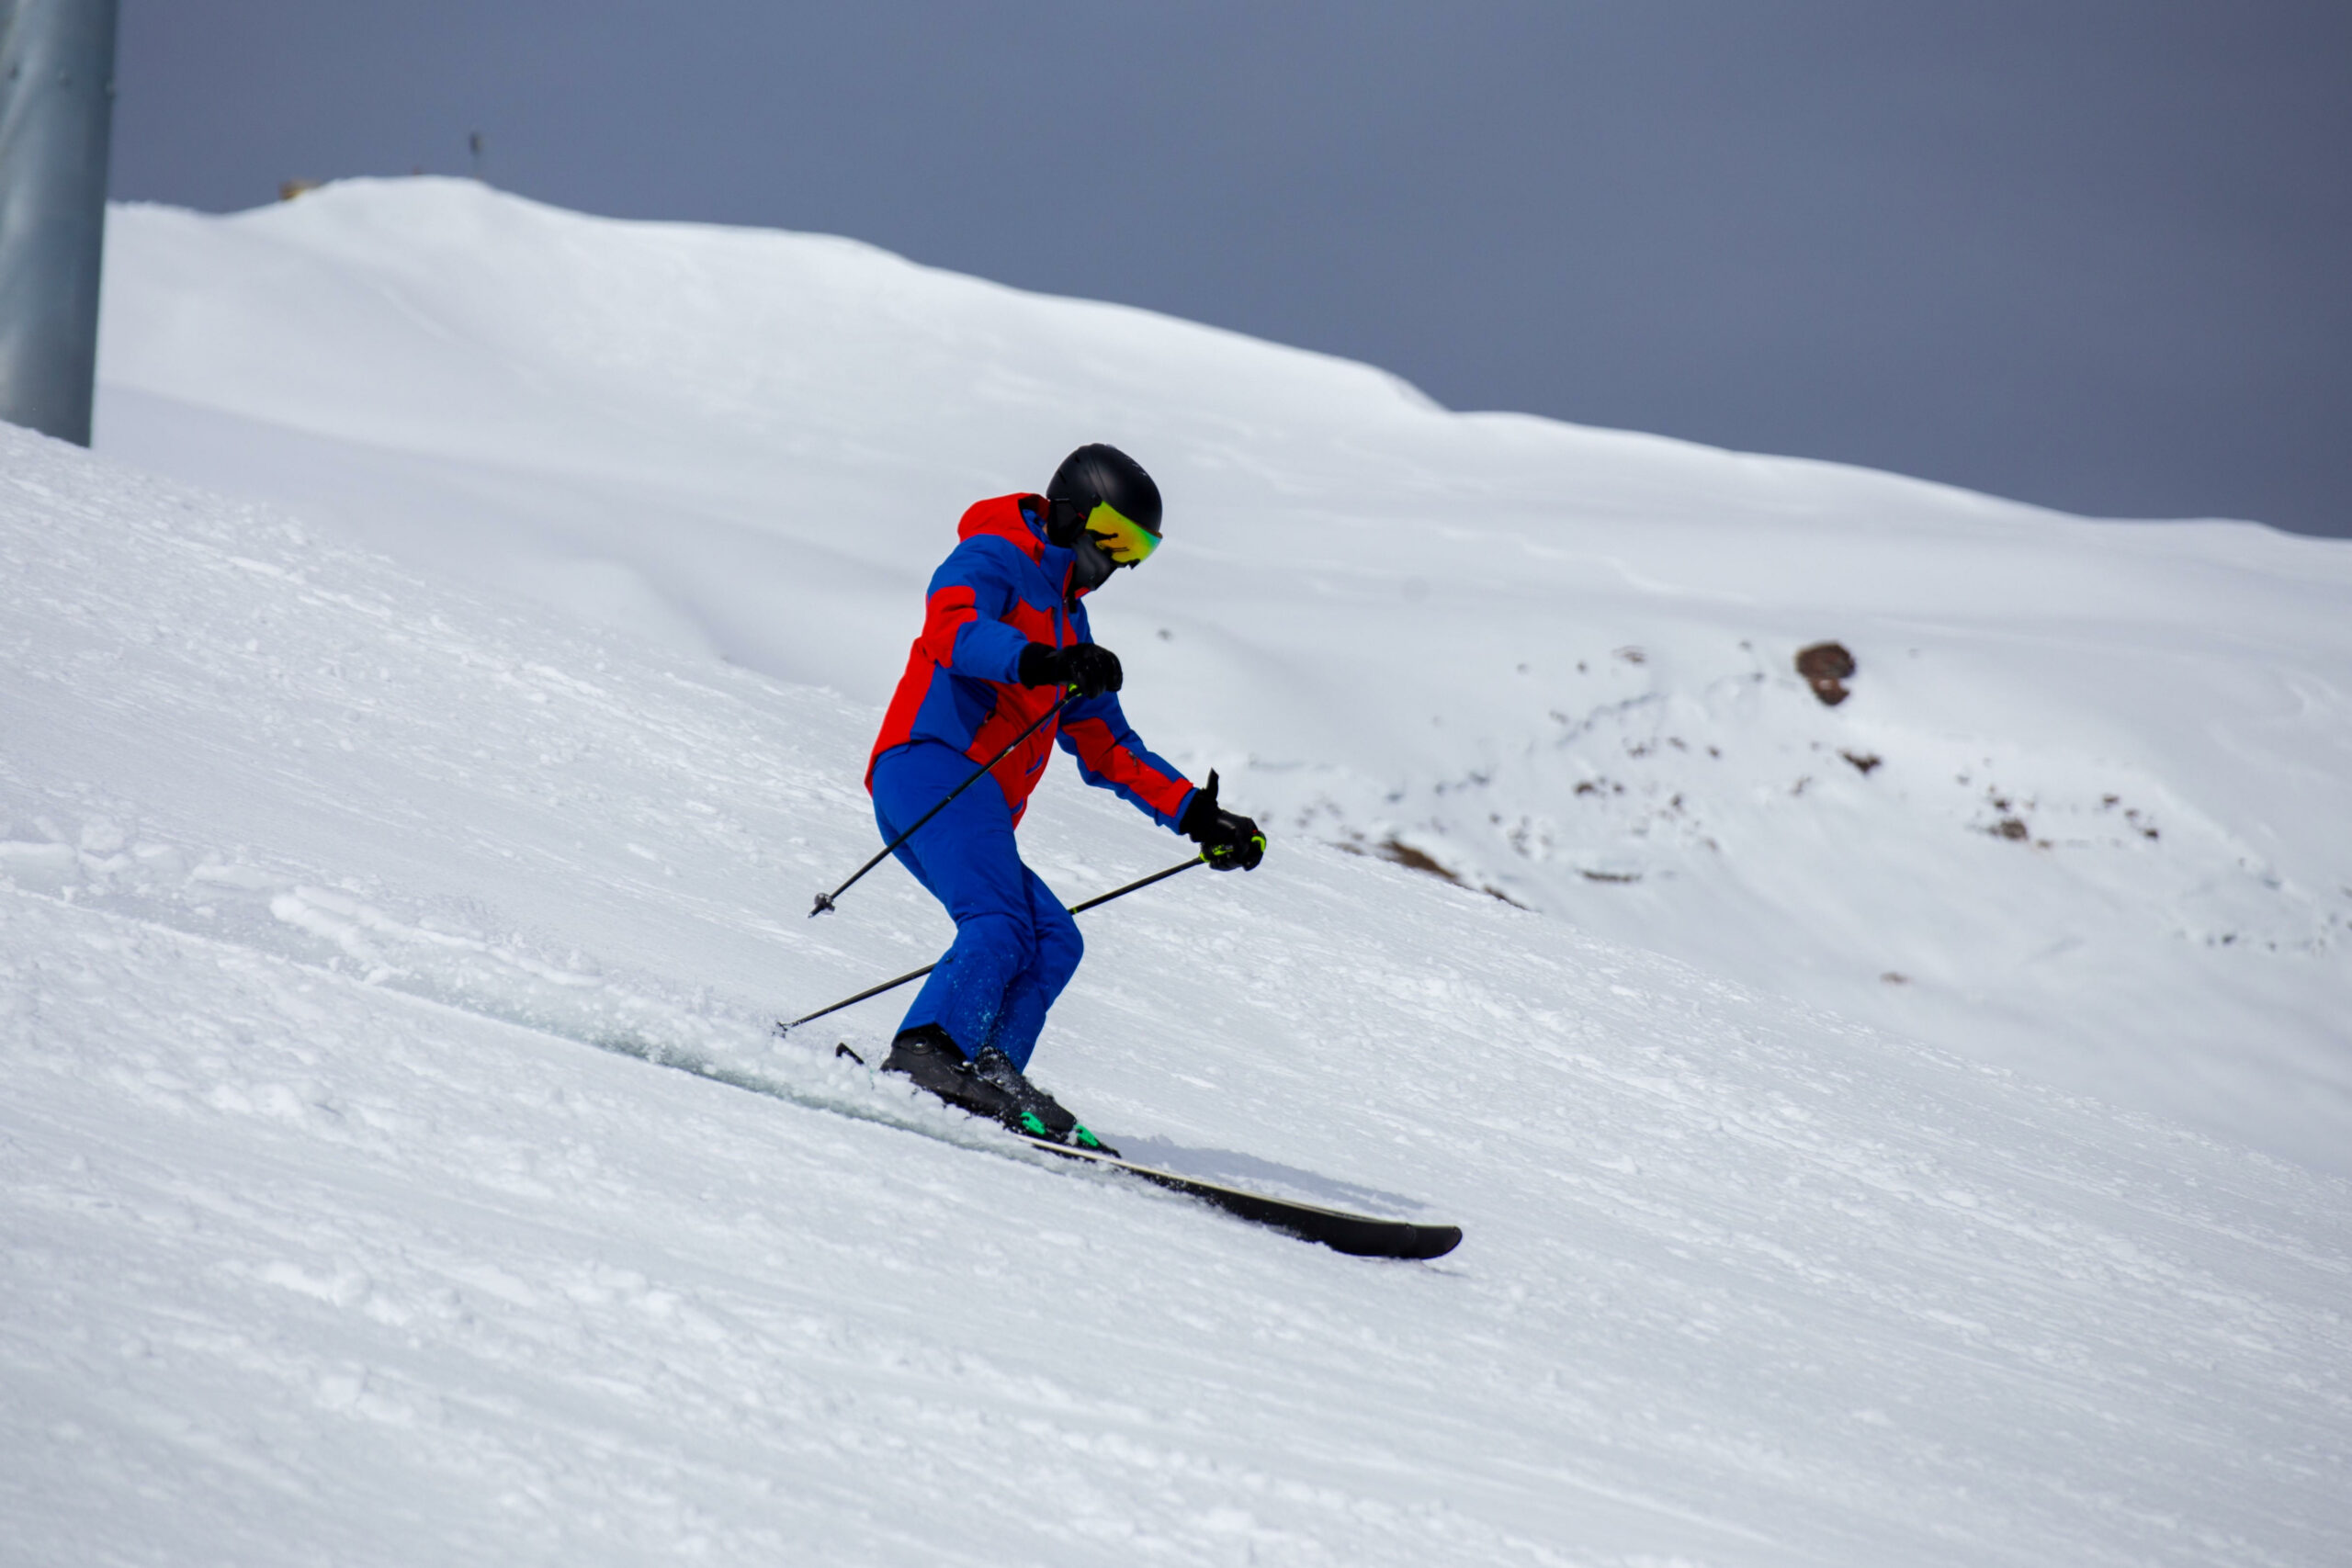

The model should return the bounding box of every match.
[1341,836,1527,907]
[1376,839,1455,881]
[1795,642,1856,705]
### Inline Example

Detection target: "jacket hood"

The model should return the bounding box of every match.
[956,493,1051,558]
[956,492,1094,601]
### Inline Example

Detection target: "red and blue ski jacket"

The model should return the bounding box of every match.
[867,493,1197,830]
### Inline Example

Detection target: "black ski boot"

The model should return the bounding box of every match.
[970,1046,1118,1156]
[881,1026,1021,1123]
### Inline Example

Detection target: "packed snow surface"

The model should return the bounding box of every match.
[10,417,2349,1566]
[0,181,2342,1562]
[95,180,2352,1175]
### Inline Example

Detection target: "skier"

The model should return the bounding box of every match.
[866,444,1264,1146]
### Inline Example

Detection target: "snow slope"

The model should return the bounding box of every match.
[8,416,2351,1565]
[92,180,2352,1174]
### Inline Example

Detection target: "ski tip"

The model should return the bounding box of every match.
[1299,1213,1463,1261]
[1028,1135,1464,1261]
[1399,1224,1464,1262]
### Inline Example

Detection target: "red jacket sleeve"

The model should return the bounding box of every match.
[1057,691,1196,828]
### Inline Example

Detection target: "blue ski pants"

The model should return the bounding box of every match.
[870,740,1081,1071]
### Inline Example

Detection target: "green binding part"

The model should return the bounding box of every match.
[1017,1108,1107,1153]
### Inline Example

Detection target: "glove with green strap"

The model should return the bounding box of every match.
[1179,770,1265,871]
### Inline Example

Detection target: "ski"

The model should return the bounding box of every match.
[1010,1133,1464,1260]
[824,1043,1461,1259]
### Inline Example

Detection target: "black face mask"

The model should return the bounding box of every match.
[1067,532,1117,596]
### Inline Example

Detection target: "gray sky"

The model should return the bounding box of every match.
[111,2,2351,536]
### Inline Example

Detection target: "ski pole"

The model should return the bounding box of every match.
[778,852,1204,1033]
[809,691,1072,918]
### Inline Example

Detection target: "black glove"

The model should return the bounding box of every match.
[1178,770,1265,871]
[1016,641,1123,700]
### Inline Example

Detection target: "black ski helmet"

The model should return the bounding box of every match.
[1046,444,1161,547]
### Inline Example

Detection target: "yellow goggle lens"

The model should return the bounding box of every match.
[1086,501,1160,565]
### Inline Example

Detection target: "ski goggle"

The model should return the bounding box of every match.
[1084,501,1160,566]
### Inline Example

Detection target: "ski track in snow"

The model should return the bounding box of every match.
[6,415,2352,1563]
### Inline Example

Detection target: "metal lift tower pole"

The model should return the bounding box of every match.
[0,0,119,446]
